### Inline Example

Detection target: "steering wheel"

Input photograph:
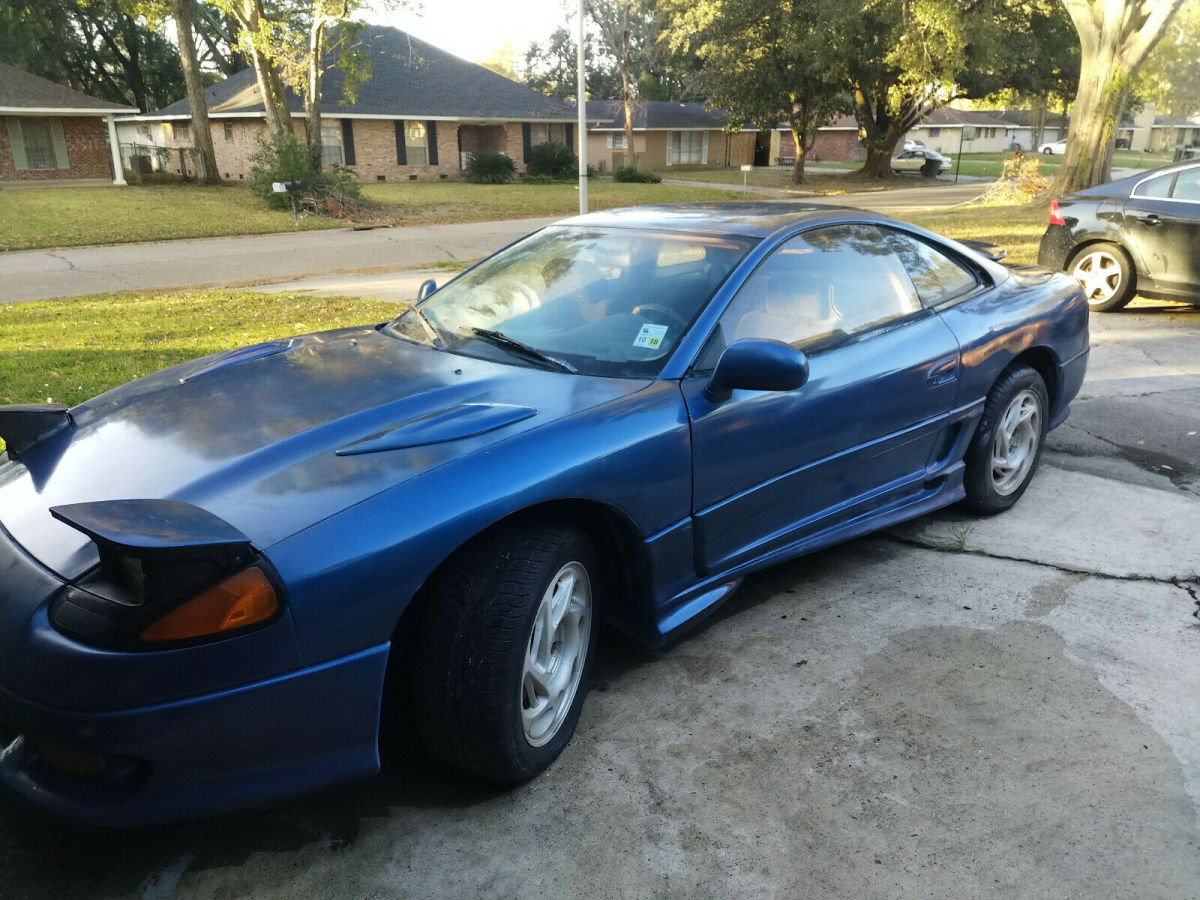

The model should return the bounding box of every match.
[631,304,687,333]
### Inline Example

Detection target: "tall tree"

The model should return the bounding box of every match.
[214,0,293,135]
[521,26,621,100]
[1052,0,1187,193]
[1131,1,1200,149]
[0,0,185,111]
[170,0,220,181]
[662,0,847,183]
[588,0,640,165]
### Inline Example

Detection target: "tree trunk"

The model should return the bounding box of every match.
[172,0,220,184]
[1050,47,1126,192]
[230,0,290,137]
[789,124,806,184]
[1031,95,1047,150]
[620,4,636,167]
[306,16,328,171]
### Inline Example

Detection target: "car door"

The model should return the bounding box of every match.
[681,224,962,575]
[1121,165,1200,297]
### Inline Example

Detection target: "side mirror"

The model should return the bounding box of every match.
[417,279,437,301]
[703,339,809,404]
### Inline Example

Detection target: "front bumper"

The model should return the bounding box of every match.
[0,522,388,826]
[0,642,388,826]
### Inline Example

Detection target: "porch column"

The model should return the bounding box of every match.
[106,115,127,186]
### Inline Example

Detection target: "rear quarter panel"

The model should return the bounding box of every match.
[937,269,1088,419]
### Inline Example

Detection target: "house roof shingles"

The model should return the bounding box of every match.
[149,27,575,122]
[0,63,137,114]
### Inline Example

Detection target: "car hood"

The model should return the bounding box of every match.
[0,325,649,579]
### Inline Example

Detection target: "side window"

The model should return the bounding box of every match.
[885,230,980,307]
[715,224,921,354]
[1170,167,1200,201]
[1133,172,1173,199]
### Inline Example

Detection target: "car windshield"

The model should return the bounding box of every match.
[384,226,758,377]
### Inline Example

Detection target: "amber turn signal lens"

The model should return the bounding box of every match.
[140,567,278,643]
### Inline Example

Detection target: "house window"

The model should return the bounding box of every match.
[405,121,428,166]
[927,127,941,138]
[606,132,627,149]
[667,131,707,165]
[136,124,151,139]
[320,124,344,165]
[530,123,567,146]
[224,122,234,142]
[170,122,191,142]
[18,119,59,169]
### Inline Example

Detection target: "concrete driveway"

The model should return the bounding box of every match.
[0,208,1197,897]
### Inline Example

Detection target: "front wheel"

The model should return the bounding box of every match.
[962,366,1049,514]
[413,522,598,783]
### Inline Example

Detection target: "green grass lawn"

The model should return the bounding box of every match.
[2,180,752,252]
[0,290,399,411]
[0,185,341,251]
[906,203,1048,266]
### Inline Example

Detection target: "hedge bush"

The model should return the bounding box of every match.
[247,132,362,212]
[526,141,578,180]
[466,150,516,184]
[614,166,662,183]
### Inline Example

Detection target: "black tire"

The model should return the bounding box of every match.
[1041,146,1054,155]
[413,522,598,783]
[962,366,1049,514]
[921,159,939,177]
[1067,242,1136,312]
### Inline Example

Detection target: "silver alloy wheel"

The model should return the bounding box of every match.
[991,388,1042,496]
[521,560,591,747]
[1070,249,1125,306]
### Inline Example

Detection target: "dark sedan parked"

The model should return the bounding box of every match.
[1038,160,1200,311]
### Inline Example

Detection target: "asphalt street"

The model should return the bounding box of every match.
[0,202,1196,898]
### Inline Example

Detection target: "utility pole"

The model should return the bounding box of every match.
[577,0,588,214]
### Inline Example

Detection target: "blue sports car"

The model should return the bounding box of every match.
[0,204,1088,824]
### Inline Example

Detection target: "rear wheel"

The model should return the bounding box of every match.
[1068,242,1136,311]
[962,366,1048,514]
[413,522,598,783]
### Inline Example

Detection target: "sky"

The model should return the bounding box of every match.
[365,0,575,65]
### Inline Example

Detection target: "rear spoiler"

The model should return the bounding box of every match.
[958,239,1007,262]
[0,404,73,460]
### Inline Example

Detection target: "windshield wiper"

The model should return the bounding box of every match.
[407,307,444,349]
[458,327,577,373]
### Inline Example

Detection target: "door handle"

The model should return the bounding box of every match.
[927,356,958,386]
[1135,213,1161,225]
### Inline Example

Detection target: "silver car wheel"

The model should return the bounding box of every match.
[991,388,1042,496]
[1070,249,1125,306]
[521,560,591,747]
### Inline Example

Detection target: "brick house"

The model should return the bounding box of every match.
[117,27,579,183]
[0,63,135,184]
[585,101,755,171]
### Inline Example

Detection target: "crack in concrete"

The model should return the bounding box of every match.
[43,252,76,271]
[886,533,1200,597]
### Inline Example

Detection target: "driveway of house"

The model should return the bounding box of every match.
[0,281,1195,897]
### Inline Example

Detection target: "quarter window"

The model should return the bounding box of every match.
[1134,173,1173,198]
[884,230,980,307]
[716,224,922,354]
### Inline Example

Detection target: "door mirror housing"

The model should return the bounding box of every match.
[703,339,809,403]
[417,279,437,301]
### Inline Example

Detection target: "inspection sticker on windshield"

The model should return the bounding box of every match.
[633,323,668,349]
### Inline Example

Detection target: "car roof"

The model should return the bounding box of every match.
[559,202,870,238]
[1074,159,1200,199]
